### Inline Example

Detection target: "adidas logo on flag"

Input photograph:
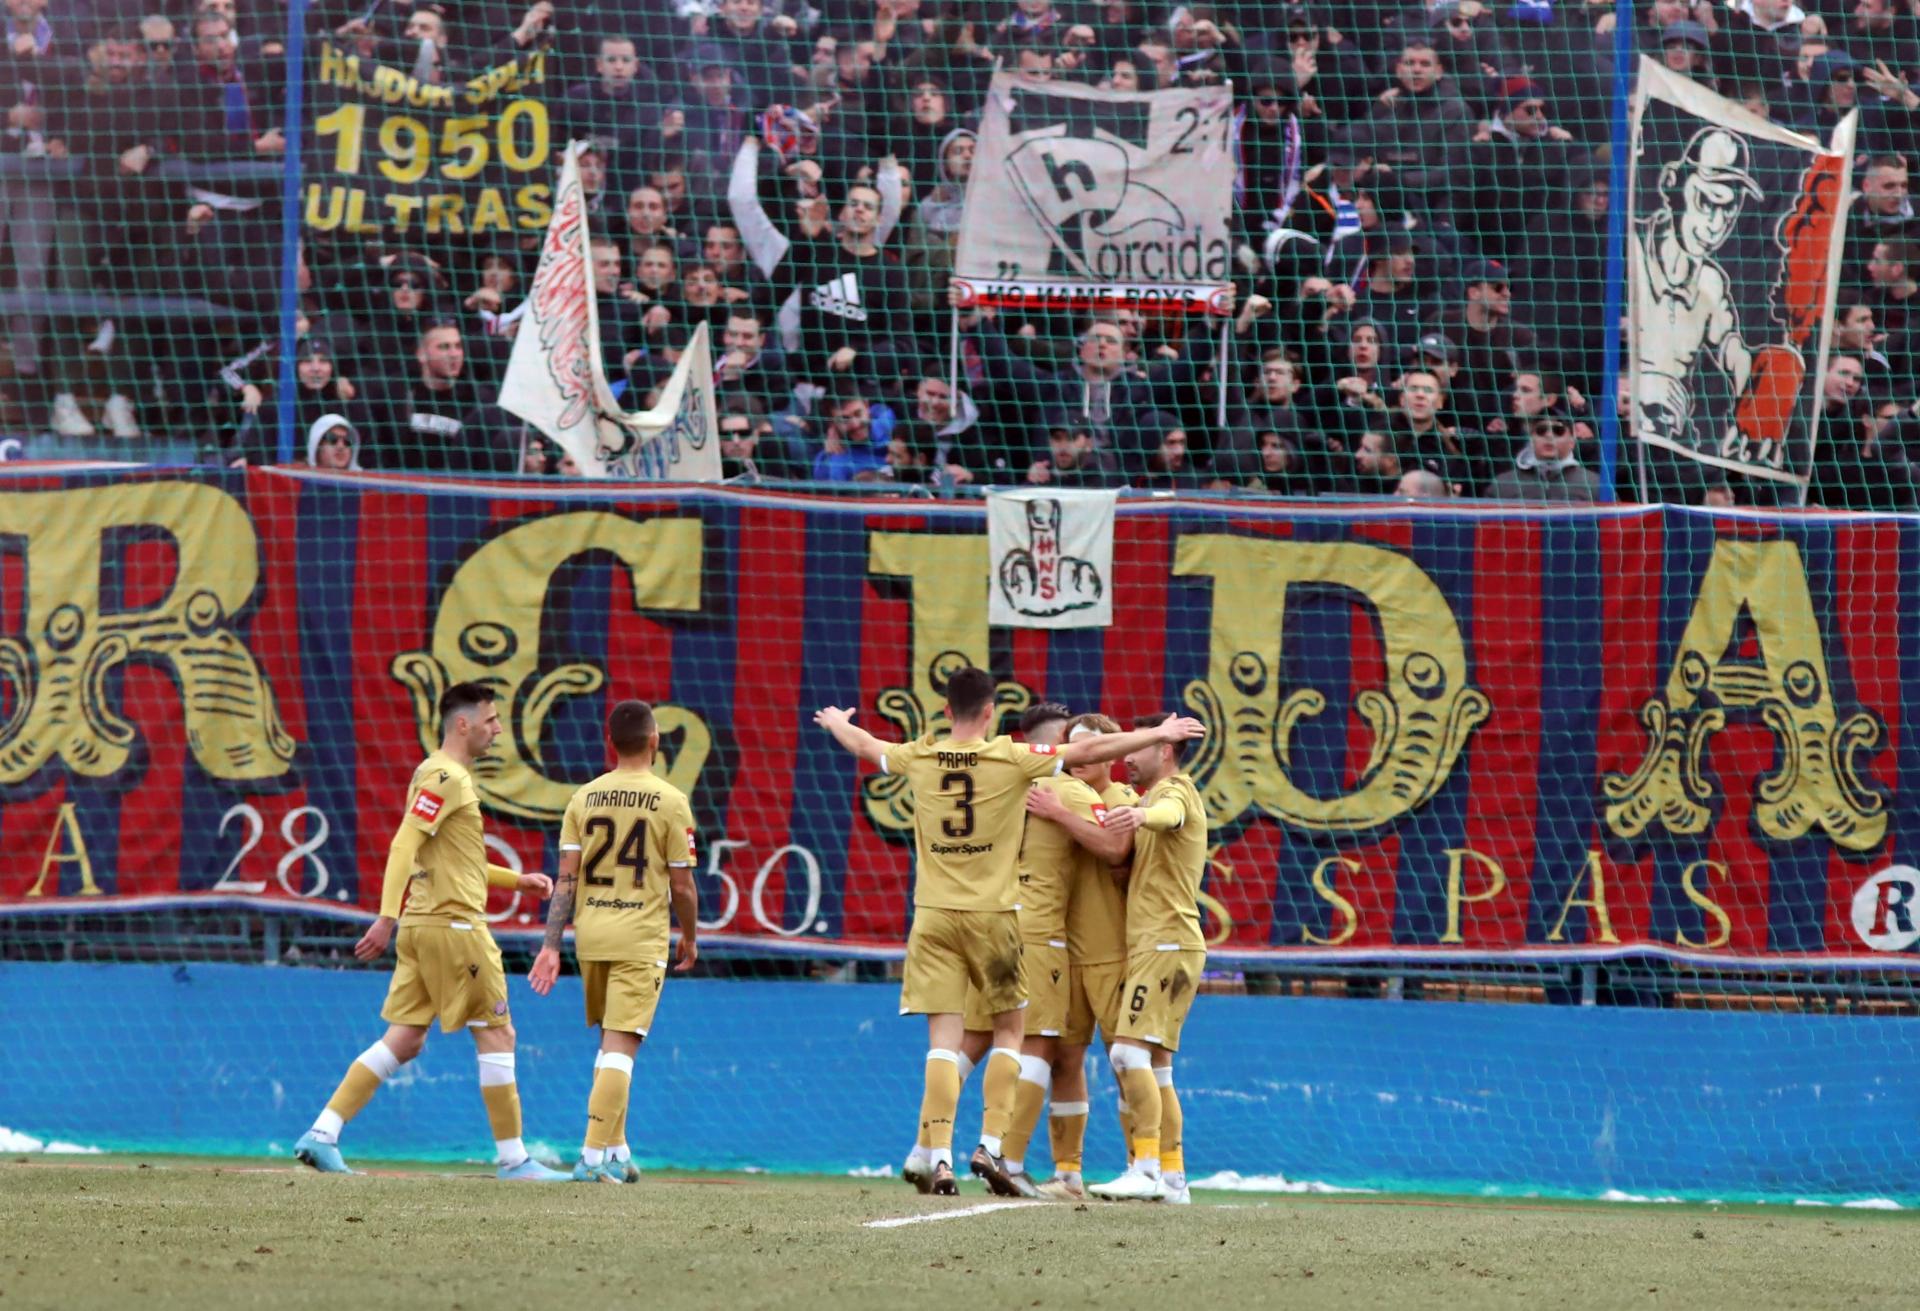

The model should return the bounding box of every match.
[808,272,867,322]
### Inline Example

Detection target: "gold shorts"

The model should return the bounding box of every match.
[1113,946,1206,1052]
[1063,958,1129,1047]
[901,906,1025,1018]
[381,922,509,1034]
[966,941,1068,1034]
[581,958,667,1036]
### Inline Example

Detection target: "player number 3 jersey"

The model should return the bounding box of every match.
[559,767,697,962]
[882,734,1063,913]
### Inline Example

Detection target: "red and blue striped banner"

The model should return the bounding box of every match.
[4,468,1917,967]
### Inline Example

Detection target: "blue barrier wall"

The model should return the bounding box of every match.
[3,963,1916,1201]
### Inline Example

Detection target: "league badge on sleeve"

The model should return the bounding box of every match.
[410,790,445,823]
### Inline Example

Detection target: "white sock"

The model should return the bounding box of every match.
[1164,1170,1186,1188]
[582,1146,606,1166]
[309,1042,401,1142]
[1004,1157,1024,1175]
[477,1052,516,1085]
[495,1137,527,1166]
[308,1109,344,1143]
[979,1133,1003,1156]
[906,1144,931,1168]
[931,1147,953,1169]
[609,1144,631,1163]
[955,1051,978,1085]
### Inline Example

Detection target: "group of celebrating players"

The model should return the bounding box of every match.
[292,668,1209,1205]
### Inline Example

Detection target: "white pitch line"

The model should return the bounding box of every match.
[865,1200,1048,1229]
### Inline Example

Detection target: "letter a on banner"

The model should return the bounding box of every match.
[500,141,720,481]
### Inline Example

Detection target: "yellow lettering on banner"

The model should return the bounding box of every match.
[317,42,350,90]
[425,193,465,234]
[385,193,424,231]
[1301,856,1360,946]
[515,184,552,229]
[1546,849,1620,944]
[1172,535,1489,837]
[1440,848,1506,944]
[1675,860,1734,949]
[0,484,296,788]
[25,804,100,897]
[390,514,709,822]
[343,188,380,234]
[1604,539,1886,851]
[860,533,1033,838]
[304,183,345,230]
[470,188,511,233]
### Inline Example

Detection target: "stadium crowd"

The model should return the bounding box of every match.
[6,0,1920,504]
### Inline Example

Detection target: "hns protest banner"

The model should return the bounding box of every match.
[4,473,1920,967]
[303,41,555,237]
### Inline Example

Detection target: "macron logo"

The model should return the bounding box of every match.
[808,272,867,322]
[410,790,445,823]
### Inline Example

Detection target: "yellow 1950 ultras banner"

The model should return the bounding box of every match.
[302,42,554,238]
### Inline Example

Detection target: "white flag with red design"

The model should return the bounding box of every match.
[987,489,1117,629]
[499,141,720,482]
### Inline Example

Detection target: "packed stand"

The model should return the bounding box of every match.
[2,0,1916,504]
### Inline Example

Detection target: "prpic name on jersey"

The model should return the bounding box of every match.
[936,750,979,769]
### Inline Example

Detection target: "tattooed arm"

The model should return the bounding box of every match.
[526,849,579,995]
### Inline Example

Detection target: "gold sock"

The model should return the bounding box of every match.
[1049,1108,1088,1175]
[324,1061,383,1123]
[480,1082,522,1143]
[1119,1101,1135,1165]
[1002,1077,1048,1165]
[1118,1066,1161,1164]
[585,1066,631,1151]
[919,1052,962,1151]
[978,1049,1022,1145]
[1160,1083,1184,1175]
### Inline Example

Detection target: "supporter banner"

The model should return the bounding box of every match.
[6,476,1920,967]
[302,41,555,238]
[1629,60,1855,487]
[952,74,1234,315]
[499,143,721,481]
[987,489,1117,629]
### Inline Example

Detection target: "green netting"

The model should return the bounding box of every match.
[4,0,1908,503]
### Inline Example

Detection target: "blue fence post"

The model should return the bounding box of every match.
[1597,0,1635,502]
[274,0,310,465]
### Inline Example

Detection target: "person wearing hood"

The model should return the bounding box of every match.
[1483,405,1597,502]
[1787,48,1864,140]
[903,127,975,342]
[306,413,363,471]
[1026,408,1124,488]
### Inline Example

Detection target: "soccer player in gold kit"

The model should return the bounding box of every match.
[1085,715,1210,1203]
[1024,712,1141,1200]
[295,682,568,1180]
[814,667,1203,1196]
[528,700,700,1183]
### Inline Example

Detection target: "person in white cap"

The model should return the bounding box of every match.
[306,414,362,471]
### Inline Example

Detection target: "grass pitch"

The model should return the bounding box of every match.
[0,1157,1909,1310]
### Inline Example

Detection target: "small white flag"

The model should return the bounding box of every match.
[987,489,1118,629]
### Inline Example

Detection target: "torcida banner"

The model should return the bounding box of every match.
[3,473,1917,967]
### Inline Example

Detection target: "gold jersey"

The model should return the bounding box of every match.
[1016,773,1104,945]
[1125,772,1208,954]
[398,751,491,925]
[882,734,1063,912]
[1066,778,1137,965]
[559,766,697,963]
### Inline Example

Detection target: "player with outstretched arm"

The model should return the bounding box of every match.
[814,669,1203,1196]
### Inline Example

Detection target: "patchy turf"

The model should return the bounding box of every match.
[0,1158,1910,1310]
